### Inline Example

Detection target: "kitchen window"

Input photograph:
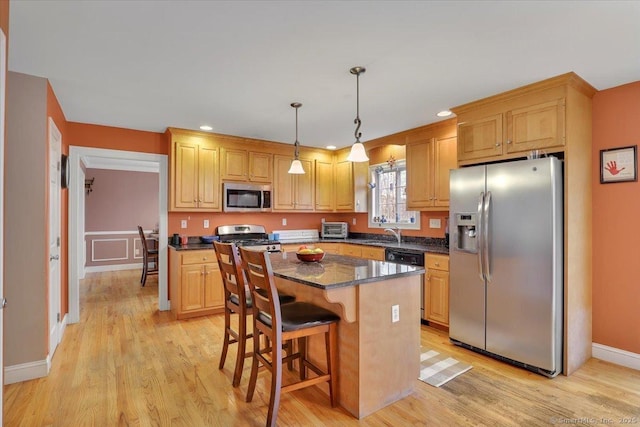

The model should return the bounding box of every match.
[368,160,420,230]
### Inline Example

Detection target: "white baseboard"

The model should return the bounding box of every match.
[592,342,640,371]
[85,263,142,273]
[4,359,49,385]
[3,313,71,385]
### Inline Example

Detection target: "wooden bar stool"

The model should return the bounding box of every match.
[239,247,339,427]
[213,241,295,387]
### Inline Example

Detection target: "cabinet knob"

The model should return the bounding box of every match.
[506,139,512,144]
[495,142,501,147]
[202,257,208,261]
[435,262,440,267]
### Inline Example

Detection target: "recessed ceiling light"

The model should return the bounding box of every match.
[436,110,453,118]
[199,125,213,131]
[326,145,337,150]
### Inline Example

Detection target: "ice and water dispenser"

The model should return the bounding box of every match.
[453,213,478,253]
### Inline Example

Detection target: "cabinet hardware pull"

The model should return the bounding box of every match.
[495,142,501,147]
[506,139,512,144]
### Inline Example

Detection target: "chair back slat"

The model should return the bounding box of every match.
[137,226,149,252]
[213,241,246,300]
[238,248,281,326]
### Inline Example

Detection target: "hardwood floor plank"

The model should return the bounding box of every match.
[4,270,640,426]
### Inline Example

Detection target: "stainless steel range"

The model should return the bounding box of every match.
[215,224,281,252]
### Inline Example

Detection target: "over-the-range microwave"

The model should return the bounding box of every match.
[321,222,349,239]
[223,182,272,212]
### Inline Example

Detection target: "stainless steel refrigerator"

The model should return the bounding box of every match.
[449,157,563,377]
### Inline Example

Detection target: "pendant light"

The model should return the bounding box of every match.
[287,102,305,174]
[346,66,369,162]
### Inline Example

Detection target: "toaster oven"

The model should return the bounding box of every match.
[321,222,349,239]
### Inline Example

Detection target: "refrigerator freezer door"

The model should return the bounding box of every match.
[449,165,487,350]
[484,158,563,372]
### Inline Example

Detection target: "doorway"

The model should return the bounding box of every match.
[68,146,168,323]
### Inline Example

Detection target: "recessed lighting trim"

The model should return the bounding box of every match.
[436,110,453,118]
[199,125,213,131]
[326,145,337,150]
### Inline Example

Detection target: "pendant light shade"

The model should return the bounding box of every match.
[346,66,369,162]
[288,102,305,174]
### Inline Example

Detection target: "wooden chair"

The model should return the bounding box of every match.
[239,247,339,427]
[213,241,295,387]
[137,226,158,286]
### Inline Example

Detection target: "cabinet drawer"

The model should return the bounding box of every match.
[426,254,449,271]
[340,244,362,257]
[361,246,385,261]
[181,250,216,265]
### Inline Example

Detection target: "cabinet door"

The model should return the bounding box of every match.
[335,160,354,211]
[433,136,457,207]
[220,147,248,181]
[248,152,272,182]
[294,159,314,210]
[506,99,565,154]
[181,265,204,312]
[273,155,295,210]
[315,159,335,211]
[426,269,449,326]
[174,141,198,209]
[316,243,340,254]
[457,113,504,161]
[203,263,225,309]
[406,138,434,209]
[198,143,220,210]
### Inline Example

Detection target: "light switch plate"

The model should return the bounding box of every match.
[204,219,209,228]
[352,217,357,225]
[429,218,441,229]
[391,305,400,323]
[181,220,187,229]
[282,218,287,226]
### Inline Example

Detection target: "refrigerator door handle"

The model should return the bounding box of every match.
[483,190,492,282]
[477,192,485,281]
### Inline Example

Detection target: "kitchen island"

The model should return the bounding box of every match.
[268,251,424,419]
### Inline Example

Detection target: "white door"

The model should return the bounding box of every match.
[48,118,62,359]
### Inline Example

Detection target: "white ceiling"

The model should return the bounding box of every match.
[8,1,640,150]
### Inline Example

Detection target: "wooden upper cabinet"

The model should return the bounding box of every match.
[220,147,272,182]
[170,130,220,212]
[315,159,335,211]
[406,121,457,210]
[334,160,354,211]
[451,73,590,166]
[272,155,314,211]
[505,99,565,154]
[457,114,504,162]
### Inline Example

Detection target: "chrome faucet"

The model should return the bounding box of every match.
[384,227,401,244]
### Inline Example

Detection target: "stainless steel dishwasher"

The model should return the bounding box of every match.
[384,248,426,321]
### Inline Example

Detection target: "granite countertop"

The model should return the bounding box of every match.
[268,252,424,290]
[169,238,449,254]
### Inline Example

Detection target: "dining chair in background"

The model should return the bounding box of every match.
[137,225,158,286]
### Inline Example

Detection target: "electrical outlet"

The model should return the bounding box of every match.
[429,218,442,229]
[204,219,209,228]
[321,218,325,223]
[392,305,400,323]
[282,218,287,226]
[135,248,140,256]
[352,217,357,225]
[181,220,187,229]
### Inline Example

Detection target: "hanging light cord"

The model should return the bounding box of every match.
[351,67,365,144]
[293,103,300,160]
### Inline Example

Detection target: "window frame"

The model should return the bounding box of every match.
[367,160,420,230]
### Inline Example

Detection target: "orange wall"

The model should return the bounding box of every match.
[592,81,640,354]
[66,122,168,155]
[169,210,447,238]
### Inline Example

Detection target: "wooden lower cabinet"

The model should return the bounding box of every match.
[169,248,224,319]
[339,244,362,257]
[424,253,449,327]
[360,245,385,261]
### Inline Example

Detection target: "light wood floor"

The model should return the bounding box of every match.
[4,270,640,426]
